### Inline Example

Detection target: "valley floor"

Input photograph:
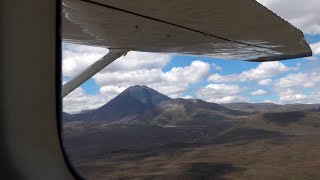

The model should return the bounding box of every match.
[63,117,320,180]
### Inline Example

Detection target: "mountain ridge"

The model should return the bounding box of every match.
[63,85,246,124]
[63,85,320,125]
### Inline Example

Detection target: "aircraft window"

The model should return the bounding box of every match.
[61,0,320,179]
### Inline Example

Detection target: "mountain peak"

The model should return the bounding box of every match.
[121,85,171,106]
[125,85,157,92]
[90,85,171,122]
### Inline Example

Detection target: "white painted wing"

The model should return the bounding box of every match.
[62,0,312,61]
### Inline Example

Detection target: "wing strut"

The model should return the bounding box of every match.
[62,49,128,97]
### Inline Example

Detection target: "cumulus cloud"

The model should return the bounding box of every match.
[208,74,238,83]
[239,62,289,81]
[182,95,193,99]
[95,69,163,85]
[99,85,127,99]
[163,61,210,83]
[196,84,246,103]
[273,71,320,104]
[63,87,108,114]
[275,72,320,89]
[208,62,289,83]
[257,0,320,34]
[62,43,108,77]
[101,51,171,73]
[258,79,272,86]
[251,89,267,96]
[63,43,171,77]
[278,89,308,103]
[310,42,320,55]
[308,91,320,104]
[95,60,210,98]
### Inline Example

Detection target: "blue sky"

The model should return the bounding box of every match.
[62,0,320,113]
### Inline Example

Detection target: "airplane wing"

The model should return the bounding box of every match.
[62,0,312,62]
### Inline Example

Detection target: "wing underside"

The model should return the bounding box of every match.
[62,0,312,61]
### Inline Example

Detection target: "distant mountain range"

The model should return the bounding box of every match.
[63,85,320,125]
[222,102,320,112]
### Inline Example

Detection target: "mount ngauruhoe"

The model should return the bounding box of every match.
[63,85,250,125]
[63,85,319,126]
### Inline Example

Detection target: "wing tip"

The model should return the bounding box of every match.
[246,50,313,62]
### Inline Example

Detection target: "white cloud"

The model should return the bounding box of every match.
[208,73,238,83]
[94,60,210,98]
[196,84,246,103]
[163,61,210,83]
[62,43,171,77]
[257,0,320,34]
[100,85,127,98]
[275,72,320,89]
[101,51,171,73]
[277,89,320,104]
[95,69,163,85]
[308,91,320,104]
[251,89,267,96]
[273,71,320,104]
[62,43,108,77]
[182,95,193,99]
[239,62,289,81]
[208,62,289,83]
[63,87,108,114]
[278,89,307,103]
[310,42,320,55]
[263,99,278,104]
[258,79,272,86]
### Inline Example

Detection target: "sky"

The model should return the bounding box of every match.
[63,0,320,113]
